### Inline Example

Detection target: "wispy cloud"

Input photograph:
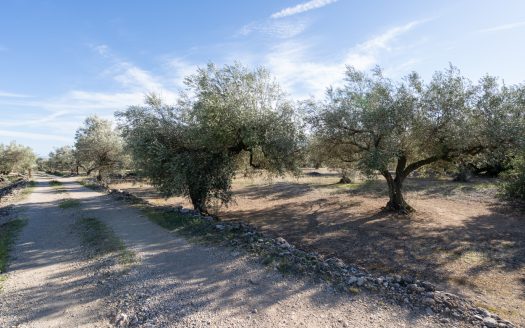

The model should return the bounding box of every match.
[479,21,525,33]
[0,129,71,142]
[91,43,110,56]
[264,20,424,98]
[271,0,338,19]
[91,44,168,93]
[0,91,32,98]
[0,110,70,129]
[110,64,164,91]
[238,0,322,39]
[165,57,199,87]
[0,45,183,152]
[238,19,309,38]
[343,20,424,70]
[1,45,198,153]
[89,43,181,104]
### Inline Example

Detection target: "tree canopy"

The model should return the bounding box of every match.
[0,141,37,176]
[74,115,128,181]
[47,145,77,174]
[309,65,523,212]
[117,63,304,213]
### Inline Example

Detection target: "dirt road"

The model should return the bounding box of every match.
[0,175,470,327]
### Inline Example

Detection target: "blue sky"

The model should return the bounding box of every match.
[1,0,525,155]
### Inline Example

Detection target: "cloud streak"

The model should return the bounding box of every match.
[0,129,71,142]
[238,19,309,38]
[0,91,32,98]
[271,0,338,19]
[479,21,525,33]
[264,20,424,98]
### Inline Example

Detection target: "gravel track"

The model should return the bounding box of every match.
[0,175,474,327]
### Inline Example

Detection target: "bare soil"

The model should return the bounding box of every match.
[109,170,525,326]
[0,174,464,327]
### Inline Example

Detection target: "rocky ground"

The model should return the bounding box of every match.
[0,175,512,327]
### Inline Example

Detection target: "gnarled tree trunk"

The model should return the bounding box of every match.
[381,154,449,214]
[383,171,412,213]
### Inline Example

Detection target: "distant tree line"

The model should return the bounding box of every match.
[47,62,525,212]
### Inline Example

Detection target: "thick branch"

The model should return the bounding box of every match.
[401,155,442,179]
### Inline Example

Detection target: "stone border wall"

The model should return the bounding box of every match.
[0,179,27,203]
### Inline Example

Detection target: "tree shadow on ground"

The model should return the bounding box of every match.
[222,193,525,324]
[2,181,437,327]
[102,173,523,324]
[324,177,499,200]
[234,182,315,200]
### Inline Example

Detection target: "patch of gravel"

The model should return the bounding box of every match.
[0,176,112,328]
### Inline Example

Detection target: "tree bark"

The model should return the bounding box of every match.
[189,186,207,214]
[384,176,413,213]
[382,171,411,213]
[382,155,414,214]
[381,154,450,213]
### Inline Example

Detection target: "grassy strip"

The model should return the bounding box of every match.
[0,218,27,273]
[138,206,246,250]
[49,180,67,193]
[19,181,36,200]
[139,206,306,275]
[59,198,81,209]
[78,178,106,191]
[75,217,135,264]
[49,180,62,187]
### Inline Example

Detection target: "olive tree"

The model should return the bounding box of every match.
[0,142,37,176]
[47,145,77,174]
[74,116,127,181]
[117,63,304,213]
[305,135,357,183]
[309,66,522,213]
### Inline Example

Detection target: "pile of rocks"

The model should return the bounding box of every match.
[102,186,515,328]
[208,221,512,327]
[108,189,147,204]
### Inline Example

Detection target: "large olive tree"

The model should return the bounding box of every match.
[117,63,304,213]
[74,116,128,181]
[309,66,522,213]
